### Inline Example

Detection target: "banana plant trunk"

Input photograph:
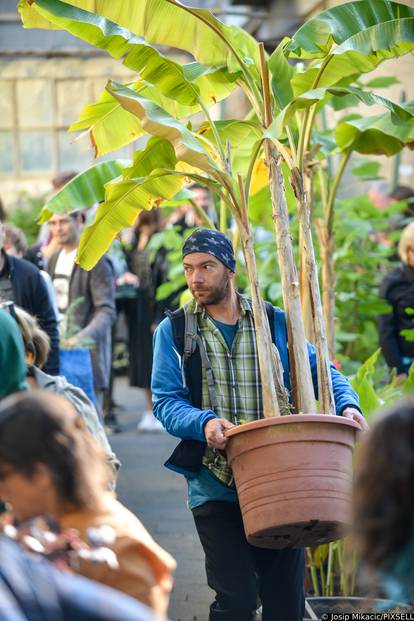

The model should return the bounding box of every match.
[264,140,316,414]
[234,180,282,418]
[291,167,335,415]
[316,220,336,359]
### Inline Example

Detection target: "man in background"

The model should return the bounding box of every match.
[0,220,59,375]
[46,212,116,411]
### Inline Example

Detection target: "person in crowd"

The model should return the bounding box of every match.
[353,398,414,604]
[151,228,366,621]
[2,223,58,318]
[0,197,6,223]
[46,211,116,410]
[13,304,118,472]
[0,307,27,400]
[121,209,171,431]
[0,391,176,616]
[25,171,78,270]
[0,536,166,621]
[0,221,59,375]
[378,221,414,379]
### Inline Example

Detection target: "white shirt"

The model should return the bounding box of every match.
[52,248,77,314]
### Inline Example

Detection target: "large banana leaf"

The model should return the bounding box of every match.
[76,138,183,269]
[336,108,414,155]
[287,0,414,58]
[70,66,238,158]
[106,81,217,173]
[269,85,414,139]
[198,120,262,176]
[30,0,239,110]
[19,0,261,79]
[287,0,414,95]
[39,159,129,223]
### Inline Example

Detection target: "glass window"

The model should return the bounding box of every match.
[0,131,14,173]
[56,79,93,127]
[0,81,14,129]
[58,129,92,172]
[17,80,53,129]
[19,131,53,172]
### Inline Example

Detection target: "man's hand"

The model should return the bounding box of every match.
[204,418,234,450]
[342,407,369,431]
[62,336,79,349]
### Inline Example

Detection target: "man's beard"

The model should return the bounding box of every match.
[191,272,230,306]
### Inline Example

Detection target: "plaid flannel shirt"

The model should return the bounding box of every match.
[186,294,263,486]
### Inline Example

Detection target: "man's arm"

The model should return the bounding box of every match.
[76,258,116,342]
[152,318,217,440]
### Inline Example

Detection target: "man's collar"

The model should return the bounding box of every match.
[186,292,251,318]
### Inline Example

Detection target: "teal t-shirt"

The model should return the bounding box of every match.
[211,317,238,350]
[187,316,239,510]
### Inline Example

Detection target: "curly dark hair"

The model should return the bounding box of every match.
[353,398,414,571]
[0,391,110,511]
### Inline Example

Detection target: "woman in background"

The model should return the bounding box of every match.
[0,391,176,615]
[353,398,414,603]
[378,221,414,380]
[121,210,171,431]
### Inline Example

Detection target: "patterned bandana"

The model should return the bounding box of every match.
[182,228,236,272]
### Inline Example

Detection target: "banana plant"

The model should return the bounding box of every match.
[19,0,414,419]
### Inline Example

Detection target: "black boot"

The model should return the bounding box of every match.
[209,601,258,621]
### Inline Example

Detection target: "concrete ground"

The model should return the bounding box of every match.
[110,377,212,621]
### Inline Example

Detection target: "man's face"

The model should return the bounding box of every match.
[48,214,79,247]
[183,252,233,305]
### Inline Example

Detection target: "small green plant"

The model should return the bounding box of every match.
[60,297,95,349]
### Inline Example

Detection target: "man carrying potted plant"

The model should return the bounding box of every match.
[152,228,366,621]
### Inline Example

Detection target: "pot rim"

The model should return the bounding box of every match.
[225,413,361,438]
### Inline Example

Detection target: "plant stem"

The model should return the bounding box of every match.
[326,150,351,237]
[198,97,227,170]
[259,40,316,413]
[220,199,227,233]
[236,174,280,417]
[296,55,334,171]
[245,139,264,199]
[189,199,216,229]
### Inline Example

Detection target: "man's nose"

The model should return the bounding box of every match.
[192,270,204,284]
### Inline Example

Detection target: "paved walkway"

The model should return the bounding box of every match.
[110,377,212,621]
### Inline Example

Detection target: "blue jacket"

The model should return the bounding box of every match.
[152,307,361,442]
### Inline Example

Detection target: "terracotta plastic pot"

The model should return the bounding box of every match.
[225,414,361,549]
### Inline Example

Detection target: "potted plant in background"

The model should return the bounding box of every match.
[19,0,414,552]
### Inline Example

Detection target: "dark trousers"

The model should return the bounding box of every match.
[192,501,305,621]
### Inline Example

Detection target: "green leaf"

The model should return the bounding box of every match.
[336,109,414,156]
[288,2,414,95]
[198,120,262,176]
[287,1,414,58]
[268,37,294,110]
[269,86,414,139]
[77,170,184,270]
[364,76,400,88]
[20,0,261,78]
[39,160,129,223]
[106,81,216,173]
[351,161,383,179]
[69,82,147,157]
[350,349,382,416]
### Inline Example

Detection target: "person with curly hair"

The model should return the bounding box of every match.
[353,398,414,603]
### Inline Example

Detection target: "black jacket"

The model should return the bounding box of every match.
[4,252,59,375]
[378,263,414,373]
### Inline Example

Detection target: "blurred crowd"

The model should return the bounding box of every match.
[0,174,413,618]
